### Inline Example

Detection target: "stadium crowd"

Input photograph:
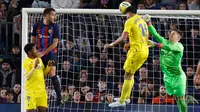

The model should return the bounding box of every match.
[0,0,200,108]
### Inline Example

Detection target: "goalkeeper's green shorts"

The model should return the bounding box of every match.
[164,74,186,97]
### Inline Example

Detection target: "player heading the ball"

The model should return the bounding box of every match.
[31,8,62,106]
[104,1,149,107]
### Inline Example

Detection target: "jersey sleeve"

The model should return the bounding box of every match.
[31,23,38,36]
[123,20,131,33]
[148,24,166,43]
[53,24,60,39]
[162,43,184,53]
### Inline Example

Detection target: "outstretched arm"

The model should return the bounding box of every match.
[143,14,166,43]
[147,22,166,43]
[148,40,183,53]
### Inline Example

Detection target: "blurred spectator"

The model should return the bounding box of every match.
[137,1,146,9]
[0,59,15,88]
[114,82,122,97]
[7,0,20,22]
[186,91,199,104]
[87,53,100,81]
[152,85,174,104]
[0,2,7,22]
[51,0,80,8]
[61,87,69,104]
[17,93,20,103]
[139,79,154,103]
[186,66,194,93]
[144,0,160,9]
[160,4,168,10]
[94,78,106,103]
[138,97,145,104]
[105,65,117,89]
[160,0,179,9]
[70,52,83,73]
[12,84,20,103]
[176,1,189,10]
[78,69,92,88]
[194,74,200,102]
[6,90,14,103]
[85,92,94,102]
[61,39,78,58]
[59,60,75,86]
[188,0,200,10]
[80,86,91,101]
[105,91,114,104]
[32,0,50,8]
[68,85,76,101]
[73,91,81,103]
[81,0,113,9]
[13,10,22,46]
[8,45,21,85]
[139,67,148,79]
[0,87,7,103]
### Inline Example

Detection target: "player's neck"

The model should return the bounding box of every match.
[43,19,50,25]
[28,55,35,59]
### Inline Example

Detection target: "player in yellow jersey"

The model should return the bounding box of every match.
[104,5,149,107]
[23,43,54,112]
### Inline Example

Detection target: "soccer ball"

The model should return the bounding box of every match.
[119,1,131,14]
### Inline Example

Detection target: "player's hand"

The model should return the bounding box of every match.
[34,58,40,68]
[38,52,45,58]
[103,44,113,52]
[147,40,156,48]
[47,60,55,67]
[143,14,151,22]
[124,43,130,51]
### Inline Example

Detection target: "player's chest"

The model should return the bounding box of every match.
[37,26,54,38]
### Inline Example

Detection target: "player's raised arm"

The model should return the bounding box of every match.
[104,20,129,50]
[31,23,38,44]
[143,14,166,43]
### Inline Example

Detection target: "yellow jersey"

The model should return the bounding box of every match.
[124,14,149,51]
[23,58,46,92]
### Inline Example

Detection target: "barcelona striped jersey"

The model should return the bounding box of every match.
[31,22,60,54]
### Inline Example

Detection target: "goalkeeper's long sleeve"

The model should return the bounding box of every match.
[147,22,166,43]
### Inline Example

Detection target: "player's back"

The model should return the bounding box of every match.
[125,14,149,52]
[23,58,46,92]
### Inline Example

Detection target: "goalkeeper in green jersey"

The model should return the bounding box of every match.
[144,15,188,112]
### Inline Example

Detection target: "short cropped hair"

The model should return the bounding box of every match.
[125,6,137,14]
[171,28,182,38]
[43,8,55,16]
[24,43,35,55]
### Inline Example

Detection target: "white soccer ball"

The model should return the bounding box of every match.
[119,1,131,14]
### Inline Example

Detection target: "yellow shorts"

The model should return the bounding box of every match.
[25,90,48,110]
[123,47,148,74]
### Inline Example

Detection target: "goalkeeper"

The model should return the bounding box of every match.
[144,15,188,112]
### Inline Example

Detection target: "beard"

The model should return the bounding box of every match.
[160,92,166,96]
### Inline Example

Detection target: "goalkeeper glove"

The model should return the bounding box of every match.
[143,14,151,22]
[148,40,163,48]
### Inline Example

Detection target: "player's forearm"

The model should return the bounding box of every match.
[43,43,57,54]
[44,66,51,76]
[111,37,124,46]
[25,68,36,80]
[147,22,164,43]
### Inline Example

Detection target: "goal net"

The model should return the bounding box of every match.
[22,9,200,112]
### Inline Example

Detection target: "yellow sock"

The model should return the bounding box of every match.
[119,79,132,103]
[125,77,134,99]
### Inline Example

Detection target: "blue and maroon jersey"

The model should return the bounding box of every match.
[31,22,60,54]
